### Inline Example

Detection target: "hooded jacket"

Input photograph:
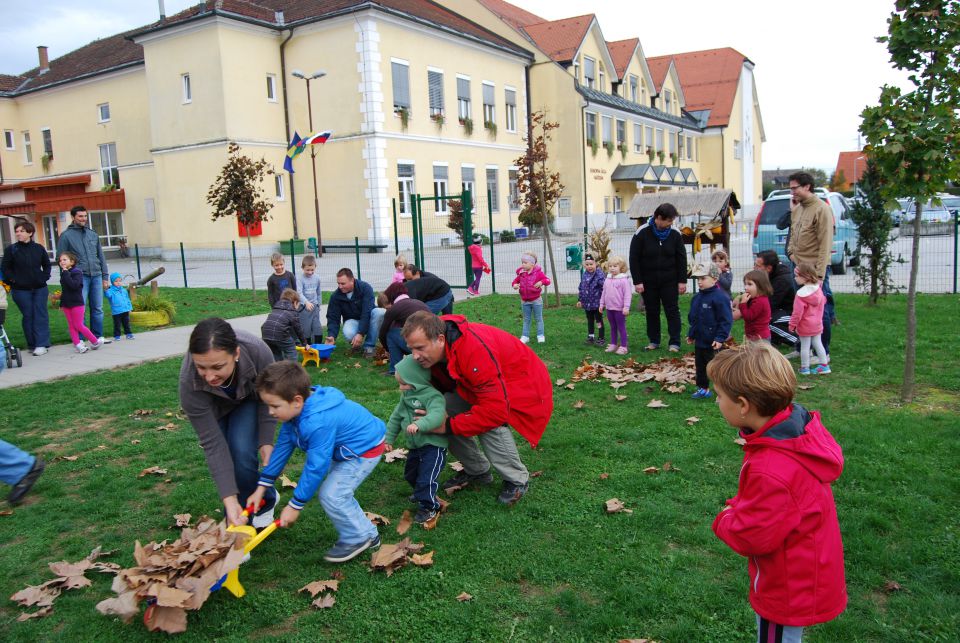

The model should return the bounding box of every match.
[1,240,51,290]
[104,274,133,315]
[789,283,826,336]
[599,272,633,311]
[687,284,733,348]
[739,295,772,341]
[468,243,489,270]
[261,298,306,345]
[57,222,108,280]
[59,266,86,308]
[386,355,448,449]
[768,263,796,314]
[713,404,847,627]
[577,267,605,310]
[429,315,552,447]
[512,265,551,302]
[258,386,386,510]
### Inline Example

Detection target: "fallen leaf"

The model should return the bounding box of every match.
[643,466,660,475]
[144,605,187,634]
[662,462,679,472]
[599,473,609,480]
[353,362,362,369]
[312,594,336,609]
[279,474,297,489]
[573,400,585,409]
[366,512,391,526]
[157,423,178,431]
[95,591,140,623]
[436,497,450,513]
[396,510,412,536]
[605,498,626,513]
[166,412,174,417]
[131,439,141,445]
[617,639,655,643]
[0,509,13,516]
[331,569,345,580]
[319,368,328,373]
[615,395,627,402]
[646,399,669,408]
[16,606,53,621]
[10,584,61,608]
[369,538,424,576]
[384,448,408,463]
[174,514,191,528]
[565,383,576,390]
[686,416,700,425]
[610,382,627,390]
[411,551,434,567]
[300,580,340,597]
[798,384,816,390]
[448,461,464,472]
[555,378,566,386]
[56,455,80,462]
[530,470,543,478]
[734,437,747,446]
[883,580,903,593]
[132,409,154,417]
[164,478,173,483]
[456,592,473,602]
[665,385,686,393]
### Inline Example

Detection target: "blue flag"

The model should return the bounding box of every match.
[283,131,304,173]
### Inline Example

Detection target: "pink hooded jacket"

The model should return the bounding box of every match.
[789,283,826,336]
[512,265,550,302]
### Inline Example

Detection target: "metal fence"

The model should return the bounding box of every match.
[116,211,959,297]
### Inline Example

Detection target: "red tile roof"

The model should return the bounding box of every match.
[476,0,545,31]
[0,74,23,93]
[521,14,594,63]
[645,56,672,92]
[653,47,750,128]
[607,38,638,80]
[834,151,867,189]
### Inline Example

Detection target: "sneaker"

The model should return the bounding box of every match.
[644,343,659,351]
[497,481,528,505]
[584,336,596,345]
[126,334,135,340]
[251,490,278,529]
[668,345,681,353]
[7,457,44,505]
[595,337,607,346]
[442,470,493,492]
[32,347,47,356]
[691,388,712,399]
[814,364,832,375]
[91,337,105,350]
[783,350,801,360]
[799,367,812,375]
[605,343,616,353]
[323,536,379,563]
[407,493,418,504]
[363,347,376,359]
[413,507,438,524]
[615,346,629,355]
[537,335,545,344]
[810,356,822,365]
[113,336,122,342]
[520,336,529,344]
[75,342,89,354]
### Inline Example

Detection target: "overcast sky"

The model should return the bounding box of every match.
[0,0,911,172]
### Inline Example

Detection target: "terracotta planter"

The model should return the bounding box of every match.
[130,310,170,327]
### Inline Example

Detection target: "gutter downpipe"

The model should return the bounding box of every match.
[279,25,299,238]
[580,87,589,236]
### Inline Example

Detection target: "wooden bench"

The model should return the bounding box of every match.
[320,243,388,254]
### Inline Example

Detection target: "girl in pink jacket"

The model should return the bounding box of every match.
[599,255,633,355]
[789,263,830,375]
[512,251,550,343]
[467,235,490,296]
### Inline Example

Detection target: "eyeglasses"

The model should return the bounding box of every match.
[789,185,802,191]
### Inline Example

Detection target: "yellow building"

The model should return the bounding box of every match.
[0,1,533,256]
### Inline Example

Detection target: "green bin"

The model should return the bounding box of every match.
[565,243,583,270]
[279,238,306,255]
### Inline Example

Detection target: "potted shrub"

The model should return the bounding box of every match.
[459,116,473,135]
[618,142,628,159]
[657,150,665,164]
[397,107,410,130]
[646,146,655,163]
[484,120,497,136]
[589,137,599,157]
[670,152,678,166]
[40,153,52,172]
[130,292,176,327]
[431,113,445,128]
[604,141,615,158]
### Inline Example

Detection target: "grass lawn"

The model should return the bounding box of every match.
[2,287,276,349]
[0,293,957,641]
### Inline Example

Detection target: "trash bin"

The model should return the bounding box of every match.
[565,243,583,270]
[307,237,318,254]
[279,238,306,255]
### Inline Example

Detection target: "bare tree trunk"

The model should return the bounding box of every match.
[537,184,561,307]
[247,234,257,301]
[901,202,922,402]
[870,248,879,304]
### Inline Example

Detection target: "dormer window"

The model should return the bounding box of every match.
[583,57,595,89]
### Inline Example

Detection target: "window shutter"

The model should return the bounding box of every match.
[398,164,414,178]
[505,88,516,106]
[457,77,470,100]
[584,57,595,80]
[428,70,444,112]
[392,62,410,108]
[482,83,494,105]
[462,167,475,183]
[433,165,448,180]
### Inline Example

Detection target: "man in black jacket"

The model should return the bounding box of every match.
[403,265,453,315]
[2,220,52,355]
[324,268,383,358]
[629,203,688,351]
[755,250,797,348]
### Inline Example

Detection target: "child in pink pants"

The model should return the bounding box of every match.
[58,252,103,353]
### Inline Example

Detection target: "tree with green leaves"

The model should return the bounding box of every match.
[515,111,565,306]
[829,169,847,193]
[859,0,960,402]
[207,142,275,299]
[848,158,896,303]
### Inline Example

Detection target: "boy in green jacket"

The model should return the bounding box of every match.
[385,355,448,524]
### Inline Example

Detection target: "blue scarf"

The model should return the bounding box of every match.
[652,225,672,242]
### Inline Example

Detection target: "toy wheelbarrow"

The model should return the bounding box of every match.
[210,502,281,598]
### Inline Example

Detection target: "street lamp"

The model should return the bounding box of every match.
[291,69,327,256]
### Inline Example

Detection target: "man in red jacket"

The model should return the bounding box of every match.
[401,312,553,504]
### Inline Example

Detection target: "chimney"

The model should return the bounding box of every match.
[159,0,166,20]
[37,46,49,74]
[275,10,285,25]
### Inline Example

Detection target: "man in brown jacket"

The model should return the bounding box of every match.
[786,171,835,354]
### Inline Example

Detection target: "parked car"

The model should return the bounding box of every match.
[890,198,914,226]
[903,199,952,225]
[766,187,829,199]
[939,195,960,219]
[752,192,859,275]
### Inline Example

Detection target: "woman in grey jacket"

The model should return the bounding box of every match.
[179,318,279,527]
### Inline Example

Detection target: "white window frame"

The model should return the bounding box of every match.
[391,58,410,114]
[614,196,623,213]
[88,210,126,249]
[508,168,520,211]
[22,131,32,164]
[482,81,496,126]
[573,60,580,83]
[274,173,285,201]
[585,111,597,144]
[669,132,677,155]
[456,74,471,123]
[633,123,642,153]
[734,139,743,160]
[655,128,664,153]
[616,119,626,147]
[645,126,653,154]
[98,142,119,188]
[433,163,449,215]
[461,164,475,199]
[504,87,517,133]
[182,73,192,103]
[583,56,595,89]
[427,67,444,118]
[266,74,277,102]
[629,75,638,102]
[664,89,672,114]
[601,116,612,145]
[598,67,605,93]
[486,166,499,214]
[397,161,415,217]
[604,196,611,214]
[3,130,13,150]
[686,136,693,160]
[97,103,110,123]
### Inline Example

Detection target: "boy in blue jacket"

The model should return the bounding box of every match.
[104,272,134,340]
[246,361,386,563]
[686,263,733,399]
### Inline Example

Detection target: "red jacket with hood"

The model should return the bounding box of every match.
[429,315,552,447]
[712,403,847,627]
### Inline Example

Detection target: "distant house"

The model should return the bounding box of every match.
[834,151,867,192]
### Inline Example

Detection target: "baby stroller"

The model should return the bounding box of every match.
[0,307,23,369]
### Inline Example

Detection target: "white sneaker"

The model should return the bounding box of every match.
[75,342,89,354]
[91,337,105,350]
[251,491,278,529]
[520,336,529,344]
[33,347,48,356]
[783,350,800,360]
[537,335,545,343]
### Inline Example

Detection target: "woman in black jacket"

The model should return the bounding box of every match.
[628,203,688,351]
[1,221,51,355]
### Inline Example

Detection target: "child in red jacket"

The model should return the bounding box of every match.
[708,342,846,642]
[467,234,490,296]
[732,269,773,342]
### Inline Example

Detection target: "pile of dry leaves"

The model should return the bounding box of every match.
[95,516,249,634]
[569,356,695,393]
[10,547,119,621]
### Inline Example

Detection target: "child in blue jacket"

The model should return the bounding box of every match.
[576,253,605,345]
[687,263,733,399]
[104,272,134,340]
[246,361,385,563]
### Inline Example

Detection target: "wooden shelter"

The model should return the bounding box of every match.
[626,189,740,255]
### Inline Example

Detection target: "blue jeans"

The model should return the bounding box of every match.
[342,307,385,350]
[80,275,105,338]
[385,326,410,373]
[217,398,277,514]
[0,439,36,486]
[425,292,454,315]
[318,454,381,545]
[521,297,544,338]
[10,287,51,349]
[404,445,446,511]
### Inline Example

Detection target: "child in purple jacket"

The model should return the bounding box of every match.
[577,253,606,345]
[599,255,633,355]
[512,251,551,343]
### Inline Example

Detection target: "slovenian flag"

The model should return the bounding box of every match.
[283,131,305,173]
[303,130,332,146]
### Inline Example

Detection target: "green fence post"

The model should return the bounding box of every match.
[462,189,473,286]
[354,236,362,280]
[392,198,400,257]
[134,244,142,281]
[288,238,296,278]
[487,191,496,294]
[180,242,188,288]
[411,195,422,268]
[231,241,239,290]
[953,212,958,294]
[419,196,426,271]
